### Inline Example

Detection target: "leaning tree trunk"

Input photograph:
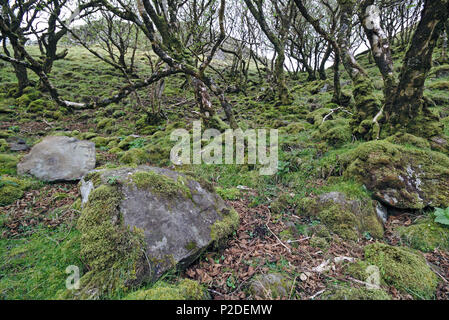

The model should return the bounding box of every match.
[384,0,449,138]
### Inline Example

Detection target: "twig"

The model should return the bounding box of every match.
[309,289,326,300]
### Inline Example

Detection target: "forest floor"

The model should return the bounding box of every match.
[1,45,449,300]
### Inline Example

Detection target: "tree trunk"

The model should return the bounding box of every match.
[384,0,449,138]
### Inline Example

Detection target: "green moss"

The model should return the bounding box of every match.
[317,204,360,240]
[340,140,449,209]
[428,81,449,90]
[0,130,10,139]
[362,243,438,299]
[315,119,352,147]
[97,118,116,134]
[0,176,33,206]
[306,108,331,126]
[71,184,146,299]
[398,217,449,252]
[216,187,241,201]
[80,132,97,140]
[323,286,391,300]
[124,279,207,300]
[248,273,293,299]
[0,139,9,152]
[117,136,137,150]
[385,132,431,149]
[119,148,151,165]
[129,170,191,199]
[298,185,384,240]
[28,99,55,113]
[210,208,240,246]
[309,236,330,249]
[0,225,82,299]
[0,154,18,175]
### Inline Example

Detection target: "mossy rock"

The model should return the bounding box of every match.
[398,216,449,252]
[119,148,150,165]
[306,108,332,126]
[348,243,438,299]
[124,279,208,300]
[74,166,239,298]
[314,119,352,147]
[323,286,391,300]
[340,140,449,210]
[97,118,116,134]
[28,99,56,113]
[298,191,384,240]
[248,273,294,299]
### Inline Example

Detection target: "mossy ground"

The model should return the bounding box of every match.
[0,43,448,300]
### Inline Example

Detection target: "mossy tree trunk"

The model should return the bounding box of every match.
[337,0,382,138]
[383,0,449,138]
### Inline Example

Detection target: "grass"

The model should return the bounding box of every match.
[0,224,83,300]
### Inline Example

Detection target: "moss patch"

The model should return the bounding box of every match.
[129,170,191,199]
[349,243,439,299]
[124,279,207,300]
[323,286,391,300]
[67,184,147,299]
[398,216,449,252]
[210,208,240,246]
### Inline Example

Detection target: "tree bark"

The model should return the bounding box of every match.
[384,0,449,137]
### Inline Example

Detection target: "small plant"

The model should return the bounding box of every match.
[434,207,449,226]
[8,125,19,133]
[129,138,146,149]
[107,176,120,185]
[226,275,236,290]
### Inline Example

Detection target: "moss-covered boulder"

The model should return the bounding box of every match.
[340,139,449,210]
[299,192,384,240]
[347,243,438,299]
[75,166,239,298]
[398,216,449,252]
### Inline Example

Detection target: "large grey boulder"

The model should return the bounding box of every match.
[341,139,449,210]
[75,166,239,298]
[17,136,95,181]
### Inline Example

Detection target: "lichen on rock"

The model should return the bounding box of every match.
[339,139,449,210]
[70,166,239,298]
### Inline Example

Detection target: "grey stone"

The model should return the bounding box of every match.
[7,137,30,151]
[17,136,96,181]
[81,166,239,282]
